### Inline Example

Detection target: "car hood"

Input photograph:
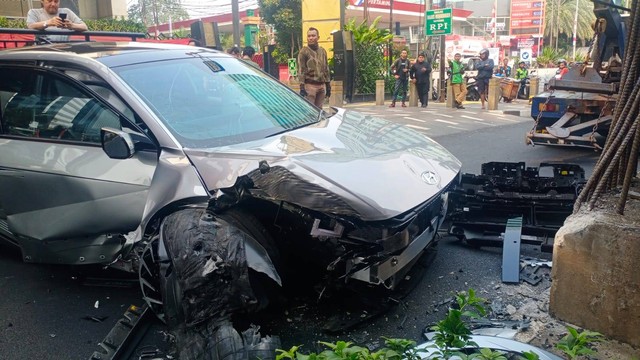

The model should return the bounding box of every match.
[184,108,461,221]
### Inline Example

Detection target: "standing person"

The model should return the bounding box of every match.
[514,61,529,98]
[495,58,511,77]
[448,53,467,109]
[27,0,87,42]
[298,27,331,108]
[242,46,261,69]
[410,52,432,108]
[390,49,411,107]
[476,48,494,110]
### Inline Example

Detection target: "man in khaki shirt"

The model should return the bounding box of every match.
[298,27,331,108]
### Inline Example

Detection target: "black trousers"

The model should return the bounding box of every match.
[416,82,429,106]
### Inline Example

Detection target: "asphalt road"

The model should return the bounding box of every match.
[0,100,600,359]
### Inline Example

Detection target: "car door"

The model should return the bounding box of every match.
[0,64,157,263]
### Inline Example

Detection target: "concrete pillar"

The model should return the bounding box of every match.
[376,79,385,106]
[446,82,454,108]
[488,77,500,110]
[550,210,640,347]
[529,76,539,98]
[409,81,418,107]
[329,80,343,107]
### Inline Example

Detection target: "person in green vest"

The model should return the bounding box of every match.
[515,61,529,98]
[448,53,467,109]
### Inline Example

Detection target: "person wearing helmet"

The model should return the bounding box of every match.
[476,48,494,109]
[555,60,568,79]
[515,61,529,98]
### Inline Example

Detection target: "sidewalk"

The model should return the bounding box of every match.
[342,99,532,118]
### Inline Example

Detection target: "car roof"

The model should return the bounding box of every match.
[0,41,228,67]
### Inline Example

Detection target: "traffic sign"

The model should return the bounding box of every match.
[287,58,298,77]
[425,8,452,36]
[520,48,532,62]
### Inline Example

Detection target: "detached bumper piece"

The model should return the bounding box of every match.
[90,304,151,360]
[447,162,586,253]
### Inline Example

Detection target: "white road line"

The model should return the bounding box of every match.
[438,113,454,118]
[435,119,459,125]
[461,115,483,121]
[447,125,467,130]
[404,116,426,122]
[458,110,476,114]
[405,124,430,131]
[496,117,518,122]
[475,121,495,126]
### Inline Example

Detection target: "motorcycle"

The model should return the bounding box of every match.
[432,76,480,101]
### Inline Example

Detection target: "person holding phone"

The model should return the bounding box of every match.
[27,0,87,42]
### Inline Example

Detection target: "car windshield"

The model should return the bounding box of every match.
[111,55,320,148]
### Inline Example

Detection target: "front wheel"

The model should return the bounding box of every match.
[466,87,480,101]
[141,208,281,328]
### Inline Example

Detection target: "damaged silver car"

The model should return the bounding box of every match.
[0,42,460,357]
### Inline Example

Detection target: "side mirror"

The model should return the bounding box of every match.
[101,127,135,159]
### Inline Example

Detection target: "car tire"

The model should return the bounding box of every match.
[140,207,281,328]
[216,207,283,312]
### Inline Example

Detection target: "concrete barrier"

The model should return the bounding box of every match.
[488,77,500,110]
[329,80,343,107]
[550,208,640,347]
[376,79,385,105]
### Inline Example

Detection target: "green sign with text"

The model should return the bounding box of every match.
[425,8,452,36]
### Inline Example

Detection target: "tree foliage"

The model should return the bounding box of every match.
[127,0,189,28]
[544,0,596,51]
[344,16,393,94]
[258,0,302,63]
[0,16,146,33]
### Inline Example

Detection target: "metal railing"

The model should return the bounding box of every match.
[0,28,146,48]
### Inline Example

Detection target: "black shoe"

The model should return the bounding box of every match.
[421,104,427,108]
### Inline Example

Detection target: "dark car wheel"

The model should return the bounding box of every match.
[140,208,281,327]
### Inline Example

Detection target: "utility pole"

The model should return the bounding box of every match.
[389,0,394,68]
[438,0,446,102]
[364,0,369,25]
[232,0,241,46]
[572,0,578,60]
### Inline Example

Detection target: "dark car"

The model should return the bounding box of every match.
[0,40,461,356]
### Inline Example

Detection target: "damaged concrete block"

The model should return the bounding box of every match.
[550,209,640,347]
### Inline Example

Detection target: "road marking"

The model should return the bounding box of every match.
[461,115,483,121]
[405,124,430,131]
[438,113,454,118]
[458,111,476,114]
[475,121,495,126]
[404,116,426,122]
[447,125,467,130]
[496,117,518,122]
[435,119,459,125]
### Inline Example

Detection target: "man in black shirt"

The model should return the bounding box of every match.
[390,50,411,108]
[410,52,432,108]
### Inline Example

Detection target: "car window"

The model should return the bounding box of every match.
[0,67,121,143]
[112,56,320,148]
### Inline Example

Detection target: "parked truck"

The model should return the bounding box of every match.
[525,0,628,149]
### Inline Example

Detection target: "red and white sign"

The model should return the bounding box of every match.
[509,0,545,36]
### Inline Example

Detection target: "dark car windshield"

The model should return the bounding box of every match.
[111,54,319,148]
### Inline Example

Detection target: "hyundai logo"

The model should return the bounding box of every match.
[421,171,439,185]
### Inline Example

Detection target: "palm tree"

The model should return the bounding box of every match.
[544,0,595,51]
